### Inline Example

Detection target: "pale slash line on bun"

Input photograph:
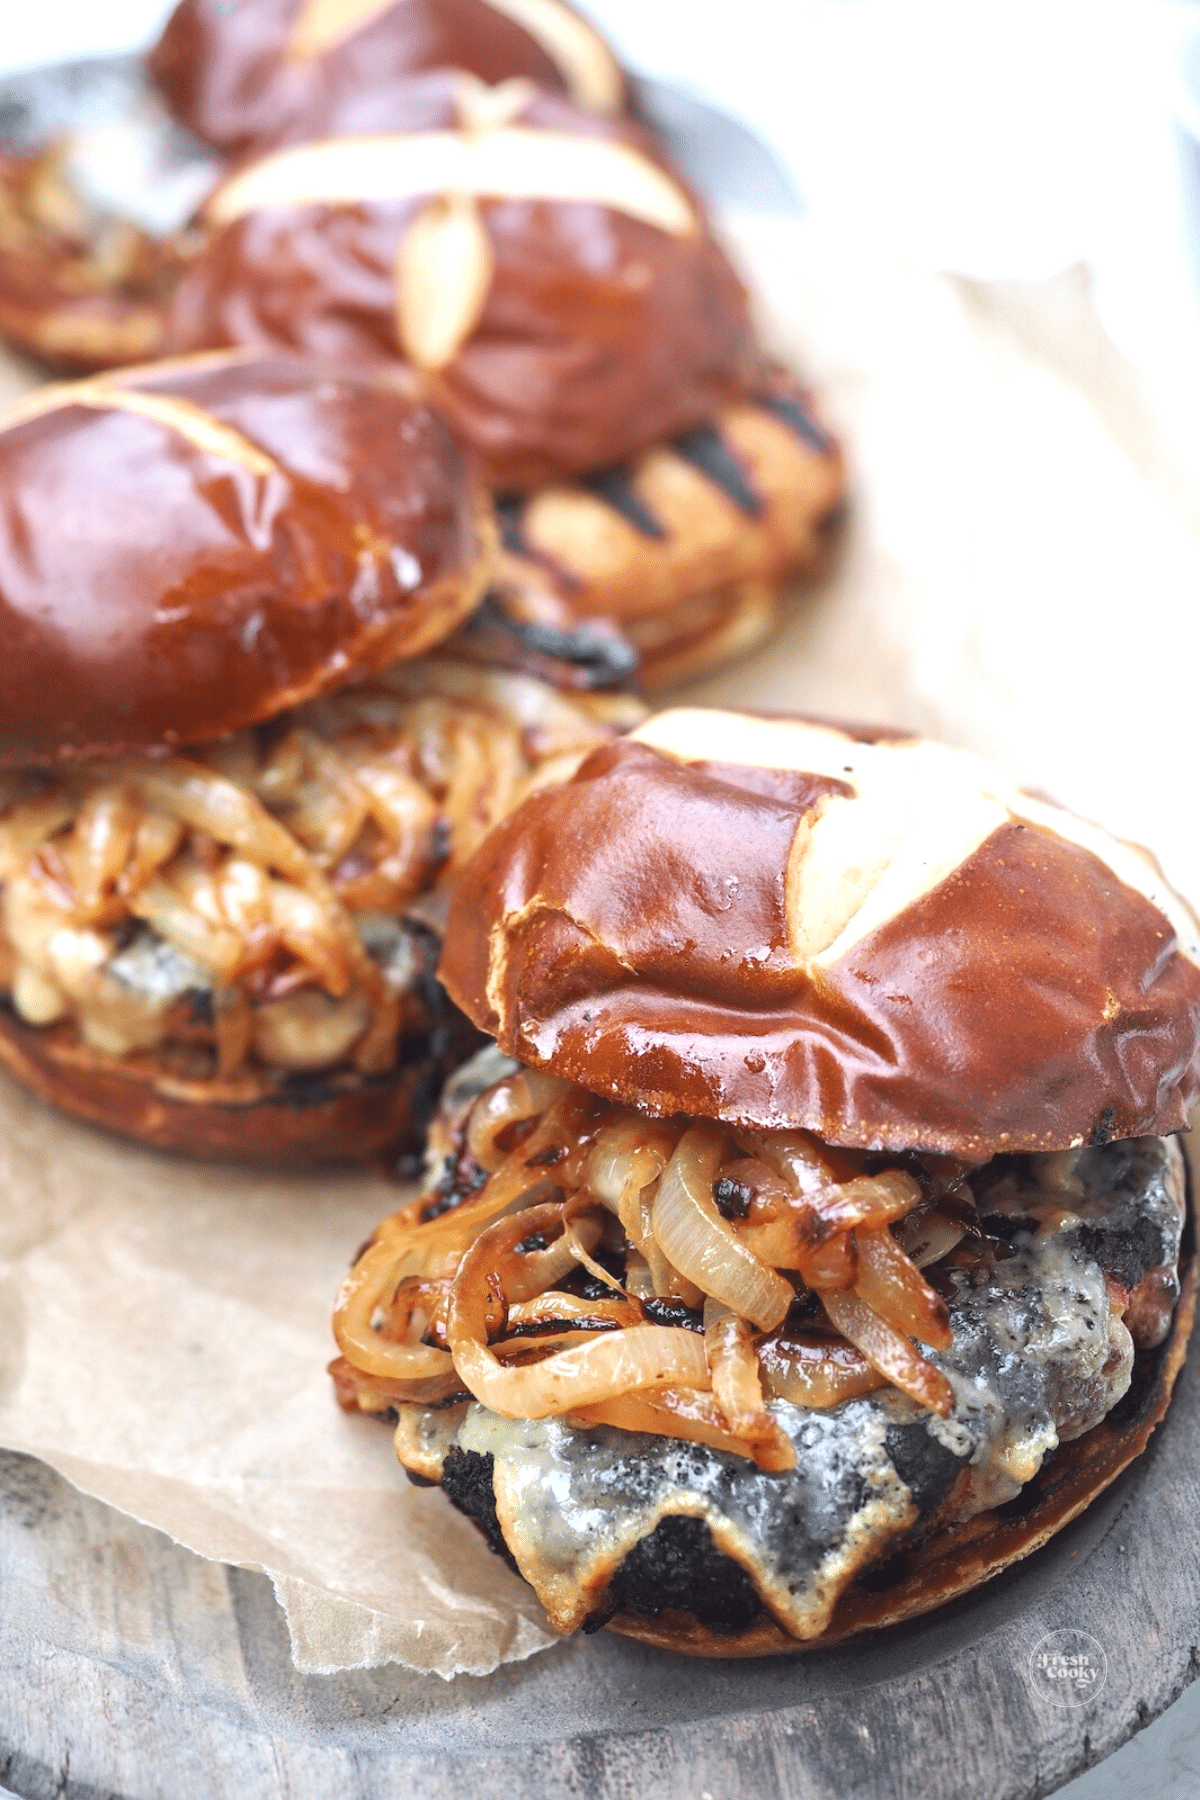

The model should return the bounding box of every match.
[204,127,699,237]
[0,351,281,478]
[632,709,1200,971]
[285,0,625,114]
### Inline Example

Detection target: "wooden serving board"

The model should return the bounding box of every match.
[2,1332,1200,1800]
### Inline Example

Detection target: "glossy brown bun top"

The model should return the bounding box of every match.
[440,709,1200,1160]
[150,0,627,152]
[0,351,494,765]
[165,83,760,489]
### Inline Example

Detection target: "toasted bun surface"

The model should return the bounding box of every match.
[440,710,1200,1158]
[0,352,494,765]
[150,0,627,152]
[165,91,759,488]
[0,999,472,1165]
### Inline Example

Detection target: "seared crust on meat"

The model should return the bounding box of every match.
[610,1240,1197,1654]
[395,1149,1193,1655]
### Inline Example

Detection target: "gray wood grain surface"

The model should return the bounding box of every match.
[2,1324,1200,1800]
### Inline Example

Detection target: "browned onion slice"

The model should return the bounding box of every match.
[895,1209,967,1269]
[854,1226,952,1348]
[63,784,138,919]
[703,1298,797,1471]
[571,1384,793,1471]
[798,1231,858,1291]
[651,1126,793,1331]
[813,1170,924,1234]
[466,1073,536,1171]
[757,1333,884,1409]
[821,1289,954,1416]
[328,1353,463,1410]
[507,1292,642,1331]
[447,1203,710,1416]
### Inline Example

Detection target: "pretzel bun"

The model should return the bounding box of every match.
[165,88,760,488]
[0,995,475,1166]
[150,0,628,153]
[0,351,494,765]
[440,709,1200,1160]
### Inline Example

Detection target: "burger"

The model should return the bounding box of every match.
[149,0,630,153]
[331,708,1199,1652]
[0,349,639,1164]
[163,78,845,683]
[0,0,627,373]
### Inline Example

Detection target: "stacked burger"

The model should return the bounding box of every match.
[332,710,1199,1650]
[0,350,644,1161]
[0,0,847,1163]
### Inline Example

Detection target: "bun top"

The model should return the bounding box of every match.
[0,351,493,765]
[440,708,1200,1159]
[150,0,627,152]
[165,84,759,488]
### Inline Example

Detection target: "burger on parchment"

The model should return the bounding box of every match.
[332,708,1198,1653]
[0,351,638,1165]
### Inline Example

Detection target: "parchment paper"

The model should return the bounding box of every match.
[1,215,1198,1679]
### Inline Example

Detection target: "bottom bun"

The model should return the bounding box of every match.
[607,1246,1197,1656]
[0,1001,476,1166]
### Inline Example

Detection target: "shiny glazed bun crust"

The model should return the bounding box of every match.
[440,709,1200,1159]
[165,89,760,488]
[0,352,494,765]
[150,0,627,152]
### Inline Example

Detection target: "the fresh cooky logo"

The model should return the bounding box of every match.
[1028,1630,1108,1707]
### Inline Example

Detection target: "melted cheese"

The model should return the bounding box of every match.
[422,1136,1185,1638]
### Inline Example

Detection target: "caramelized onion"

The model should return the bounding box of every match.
[815,1171,924,1234]
[651,1126,793,1331]
[703,1298,796,1470]
[447,1204,709,1416]
[508,1292,642,1331]
[757,1333,884,1410]
[821,1289,954,1416]
[1,667,637,1085]
[896,1210,967,1269]
[572,1385,793,1471]
[854,1227,952,1349]
[467,1071,551,1172]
